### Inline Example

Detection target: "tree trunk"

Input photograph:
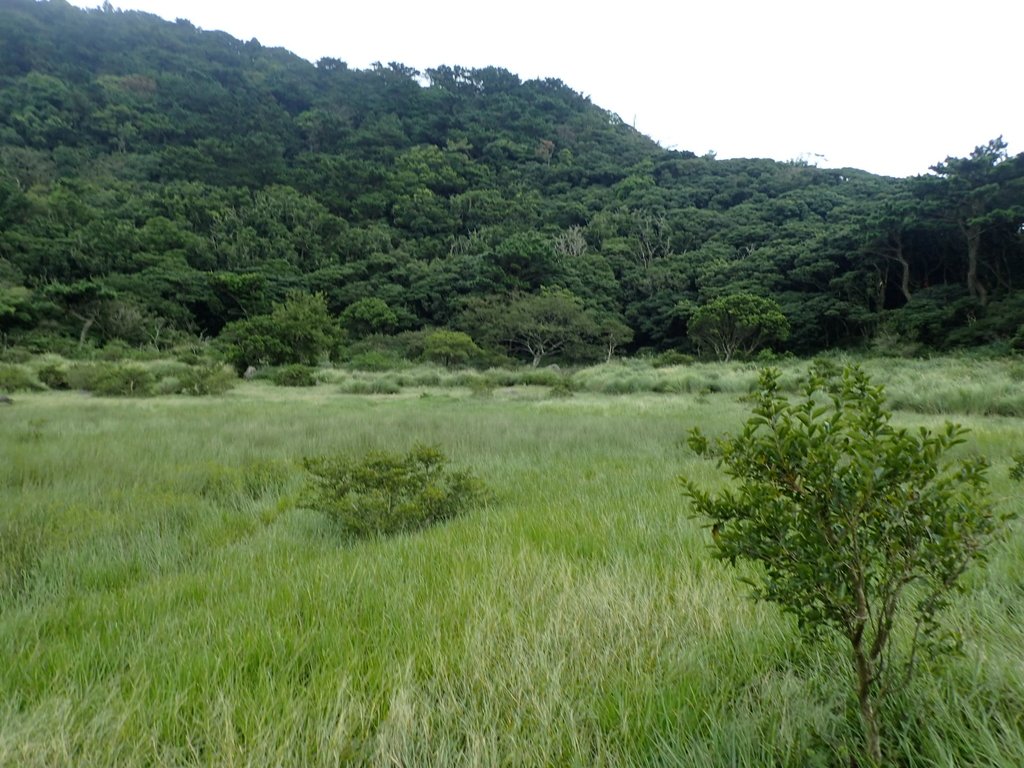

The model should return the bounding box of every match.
[75,314,95,347]
[888,234,912,303]
[855,645,882,766]
[852,577,883,766]
[965,223,988,305]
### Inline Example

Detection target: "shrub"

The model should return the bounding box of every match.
[684,363,1009,765]
[270,364,318,387]
[0,347,32,364]
[339,377,401,395]
[172,364,237,396]
[65,363,155,396]
[37,363,71,390]
[0,364,42,392]
[548,377,577,398]
[347,350,404,372]
[651,350,694,368]
[218,291,339,372]
[301,444,485,537]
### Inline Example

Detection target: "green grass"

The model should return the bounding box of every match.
[1,359,1022,766]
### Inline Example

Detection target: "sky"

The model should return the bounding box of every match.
[68,0,1021,178]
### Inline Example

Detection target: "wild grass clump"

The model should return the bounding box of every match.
[868,358,1024,417]
[301,444,486,537]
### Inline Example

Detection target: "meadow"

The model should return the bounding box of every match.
[1,357,1023,766]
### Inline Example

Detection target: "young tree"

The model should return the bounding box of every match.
[684,365,1008,765]
[687,292,788,361]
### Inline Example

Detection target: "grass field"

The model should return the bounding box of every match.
[1,359,1022,766]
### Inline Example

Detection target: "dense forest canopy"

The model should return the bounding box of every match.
[1,0,1022,363]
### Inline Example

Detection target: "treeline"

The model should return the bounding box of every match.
[1,0,1022,365]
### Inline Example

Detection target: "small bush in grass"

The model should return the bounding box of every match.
[466,376,497,397]
[548,376,577,398]
[302,444,486,537]
[0,364,43,392]
[270,364,318,387]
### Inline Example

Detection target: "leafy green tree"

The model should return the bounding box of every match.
[687,292,788,361]
[422,329,481,368]
[218,291,337,371]
[594,313,633,362]
[685,365,1007,765]
[926,138,1024,306]
[340,297,398,338]
[42,279,117,347]
[461,288,597,367]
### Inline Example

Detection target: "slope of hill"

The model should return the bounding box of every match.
[1,0,1022,359]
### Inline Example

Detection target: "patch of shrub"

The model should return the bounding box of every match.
[172,364,237,396]
[302,444,486,537]
[270,364,318,387]
[548,377,577,398]
[394,368,443,387]
[0,364,42,392]
[347,350,404,372]
[466,376,496,397]
[37,364,71,390]
[0,348,32,364]
[339,377,401,395]
[65,363,155,396]
[651,350,694,368]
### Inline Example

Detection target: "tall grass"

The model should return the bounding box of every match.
[1,368,1022,766]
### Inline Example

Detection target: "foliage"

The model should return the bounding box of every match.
[1010,453,1024,482]
[269,364,318,387]
[170,363,237,396]
[65,362,155,396]
[422,329,481,368]
[684,364,1008,764]
[218,291,338,371]
[301,444,486,537]
[36,363,71,390]
[0,363,42,392]
[687,293,789,361]
[346,350,405,372]
[460,288,598,367]
[340,298,399,338]
[0,1,1021,359]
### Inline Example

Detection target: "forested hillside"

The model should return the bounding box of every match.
[1,0,1022,362]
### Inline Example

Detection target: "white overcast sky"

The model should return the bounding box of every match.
[68,0,1021,178]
